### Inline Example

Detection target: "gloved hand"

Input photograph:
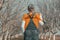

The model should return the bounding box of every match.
[43,20,46,24]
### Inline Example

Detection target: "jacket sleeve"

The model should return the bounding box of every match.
[39,13,44,26]
[21,14,26,33]
[21,20,25,33]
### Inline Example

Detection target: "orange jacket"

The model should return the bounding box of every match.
[22,13,43,30]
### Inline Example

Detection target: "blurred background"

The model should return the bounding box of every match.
[0,0,60,40]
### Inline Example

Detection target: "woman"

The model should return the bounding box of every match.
[21,4,44,40]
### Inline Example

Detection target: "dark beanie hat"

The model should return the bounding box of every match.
[28,4,34,11]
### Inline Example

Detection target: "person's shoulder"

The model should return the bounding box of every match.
[22,13,28,18]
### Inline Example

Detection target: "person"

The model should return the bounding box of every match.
[21,4,44,40]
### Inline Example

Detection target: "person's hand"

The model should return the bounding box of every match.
[43,20,46,24]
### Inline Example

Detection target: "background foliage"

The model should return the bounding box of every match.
[0,0,60,37]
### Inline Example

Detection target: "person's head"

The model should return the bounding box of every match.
[28,4,35,13]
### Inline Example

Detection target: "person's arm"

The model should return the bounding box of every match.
[21,14,26,33]
[39,14,44,26]
[21,20,25,33]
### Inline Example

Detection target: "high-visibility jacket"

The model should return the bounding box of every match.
[22,13,43,30]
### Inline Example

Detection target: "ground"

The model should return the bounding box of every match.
[0,34,60,40]
[11,35,60,40]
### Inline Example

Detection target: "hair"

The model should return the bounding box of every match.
[28,4,34,12]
